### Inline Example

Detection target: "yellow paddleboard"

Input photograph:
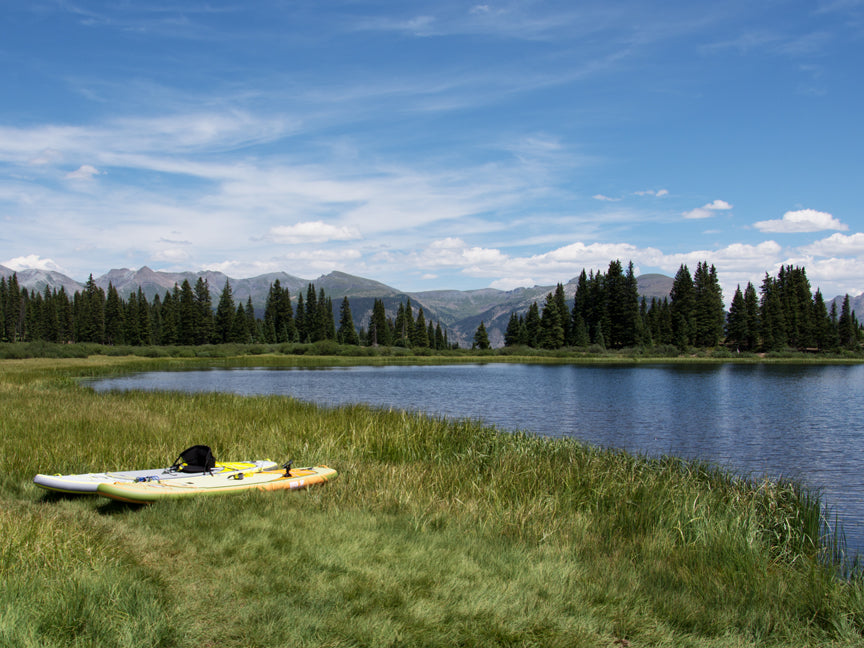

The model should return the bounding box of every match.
[97,465,337,504]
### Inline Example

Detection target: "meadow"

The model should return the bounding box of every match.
[2,355,863,647]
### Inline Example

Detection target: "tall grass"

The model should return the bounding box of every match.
[2,356,863,646]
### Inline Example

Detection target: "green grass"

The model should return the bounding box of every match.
[2,356,863,647]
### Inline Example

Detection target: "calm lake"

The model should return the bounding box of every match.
[90,362,864,555]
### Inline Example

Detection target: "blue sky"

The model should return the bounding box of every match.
[1,1,863,301]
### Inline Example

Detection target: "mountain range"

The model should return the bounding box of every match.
[1,265,861,348]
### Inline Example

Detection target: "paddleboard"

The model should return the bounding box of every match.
[96,465,337,504]
[33,460,279,495]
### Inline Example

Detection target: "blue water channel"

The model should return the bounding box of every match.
[90,362,864,555]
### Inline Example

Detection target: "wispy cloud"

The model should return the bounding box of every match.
[682,199,732,219]
[65,164,102,180]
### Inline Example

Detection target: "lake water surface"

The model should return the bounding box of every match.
[90,363,864,554]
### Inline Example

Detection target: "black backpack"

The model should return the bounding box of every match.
[170,445,216,474]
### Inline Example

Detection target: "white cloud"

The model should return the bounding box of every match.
[202,259,285,278]
[268,221,362,244]
[416,238,509,268]
[153,248,191,263]
[2,254,65,272]
[682,199,733,219]
[635,189,669,197]
[799,232,864,256]
[491,277,536,290]
[754,208,847,233]
[428,237,466,250]
[593,194,621,201]
[65,164,102,180]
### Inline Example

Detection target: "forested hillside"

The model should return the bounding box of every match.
[1,261,861,352]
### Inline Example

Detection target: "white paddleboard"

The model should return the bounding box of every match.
[34,459,279,495]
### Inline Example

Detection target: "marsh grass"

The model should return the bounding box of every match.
[2,356,863,646]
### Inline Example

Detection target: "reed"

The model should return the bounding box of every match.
[2,356,863,647]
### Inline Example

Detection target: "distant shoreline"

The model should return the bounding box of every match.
[2,340,863,364]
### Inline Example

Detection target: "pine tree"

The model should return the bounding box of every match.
[2,275,21,341]
[473,321,491,350]
[19,288,33,341]
[176,280,196,345]
[523,302,541,348]
[811,289,832,350]
[742,283,760,351]
[540,292,564,349]
[637,297,651,347]
[321,291,336,341]
[124,291,141,344]
[504,312,521,347]
[725,286,749,351]
[570,270,589,345]
[280,288,296,342]
[104,283,124,345]
[571,312,589,347]
[553,283,571,344]
[150,294,164,344]
[838,295,857,349]
[231,304,249,342]
[245,298,258,343]
[369,299,391,346]
[337,297,359,345]
[76,275,105,343]
[759,274,787,351]
[670,265,695,349]
[787,266,814,348]
[159,290,178,345]
[692,261,725,347]
[214,279,236,344]
[412,307,429,348]
[41,285,60,342]
[193,278,214,345]
[622,261,641,347]
[295,292,305,342]
[394,298,415,346]
[303,284,319,342]
[0,277,6,341]
[136,288,152,345]
[263,280,282,343]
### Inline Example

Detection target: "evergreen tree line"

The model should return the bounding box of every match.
[0,274,452,349]
[502,260,862,352]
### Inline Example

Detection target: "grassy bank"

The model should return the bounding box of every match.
[2,340,863,364]
[2,356,863,647]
